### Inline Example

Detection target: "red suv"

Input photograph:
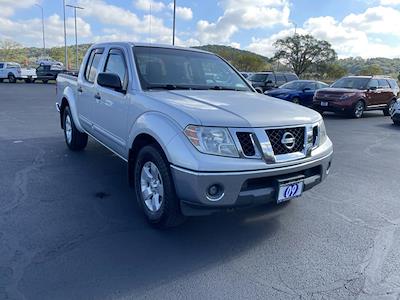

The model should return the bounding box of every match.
[313,76,398,118]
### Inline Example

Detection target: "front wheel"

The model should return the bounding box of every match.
[351,100,365,119]
[393,120,400,126]
[134,145,185,228]
[8,74,16,83]
[292,97,301,105]
[42,80,48,84]
[62,106,88,151]
[384,100,396,116]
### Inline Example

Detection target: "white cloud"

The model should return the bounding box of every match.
[168,3,193,20]
[0,0,37,17]
[134,0,165,12]
[379,0,400,5]
[0,14,91,47]
[196,0,290,44]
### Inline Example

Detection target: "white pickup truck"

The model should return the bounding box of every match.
[0,62,37,83]
[56,42,333,227]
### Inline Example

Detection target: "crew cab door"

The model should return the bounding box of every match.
[378,79,393,105]
[76,48,104,133]
[91,48,129,155]
[0,63,5,79]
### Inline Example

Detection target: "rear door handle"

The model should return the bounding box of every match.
[94,93,101,100]
[77,87,83,93]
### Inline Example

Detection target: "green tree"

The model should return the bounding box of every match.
[358,64,383,76]
[323,63,347,80]
[273,34,337,76]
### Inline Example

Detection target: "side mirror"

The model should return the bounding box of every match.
[97,72,123,91]
[254,87,264,94]
[369,86,377,91]
[303,87,312,92]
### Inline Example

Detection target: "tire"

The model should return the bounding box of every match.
[134,145,185,228]
[0,79,3,83]
[42,80,48,84]
[62,106,88,151]
[24,79,32,83]
[384,99,396,116]
[292,97,301,105]
[350,100,365,119]
[394,120,400,126]
[8,74,16,83]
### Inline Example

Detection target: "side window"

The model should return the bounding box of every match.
[0,63,4,69]
[388,79,399,89]
[368,79,379,89]
[378,79,390,89]
[285,74,298,82]
[266,74,275,83]
[275,74,286,85]
[103,49,128,88]
[84,49,103,83]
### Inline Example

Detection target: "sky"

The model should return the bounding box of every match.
[0,0,400,58]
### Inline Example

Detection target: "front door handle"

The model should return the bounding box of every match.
[77,87,83,93]
[94,93,101,100]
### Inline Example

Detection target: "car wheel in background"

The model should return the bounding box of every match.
[42,80,48,84]
[393,120,400,126]
[384,99,396,116]
[62,106,88,151]
[0,79,3,83]
[8,74,16,83]
[134,144,185,228]
[351,100,365,119]
[292,97,301,105]
[24,79,32,83]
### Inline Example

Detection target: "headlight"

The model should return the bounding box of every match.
[184,125,239,157]
[318,119,328,145]
[340,93,356,100]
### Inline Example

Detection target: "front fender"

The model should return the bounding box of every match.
[62,86,85,132]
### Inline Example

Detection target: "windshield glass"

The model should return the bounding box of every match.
[280,81,314,90]
[248,73,268,82]
[331,77,369,90]
[133,47,251,91]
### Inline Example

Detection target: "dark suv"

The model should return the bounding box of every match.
[35,64,65,83]
[313,76,398,118]
[248,72,299,92]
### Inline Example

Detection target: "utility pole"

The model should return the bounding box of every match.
[66,4,84,70]
[290,21,298,35]
[35,4,46,57]
[63,0,68,69]
[172,0,176,45]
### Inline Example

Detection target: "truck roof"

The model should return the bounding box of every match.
[90,42,213,55]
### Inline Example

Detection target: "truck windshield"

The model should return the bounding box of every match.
[133,46,251,91]
[331,77,370,90]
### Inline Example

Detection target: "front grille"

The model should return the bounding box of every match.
[266,127,305,155]
[236,132,256,156]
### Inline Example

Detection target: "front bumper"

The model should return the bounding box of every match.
[171,151,333,216]
[313,98,355,112]
[391,102,400,122]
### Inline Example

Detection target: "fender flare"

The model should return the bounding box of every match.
[60,86,85,132]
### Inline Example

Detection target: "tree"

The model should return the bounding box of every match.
[324,63,347,80]
[358,64,383,76]
[0,39,23,61]
[273,34,337,76]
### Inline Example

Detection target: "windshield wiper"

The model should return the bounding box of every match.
[209,86,245,91]
[147,84,193,90]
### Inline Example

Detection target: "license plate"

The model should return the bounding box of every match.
[321,101,329,107]
[277,181,304,203]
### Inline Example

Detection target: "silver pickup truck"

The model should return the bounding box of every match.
[56,42,333,227]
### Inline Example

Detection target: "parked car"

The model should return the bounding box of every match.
[56,42,333,227]
[0,62,37,83]
[265,80,329,107]
[391,99,400,125]
[248,72,299,92]
[36,64,65,83]
[313,76,398,118]
[240,72,253,79]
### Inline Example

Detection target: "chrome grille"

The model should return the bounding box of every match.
[266,127,305,155]
[236,132,256,156]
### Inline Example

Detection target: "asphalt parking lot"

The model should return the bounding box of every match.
[1,83,400,300]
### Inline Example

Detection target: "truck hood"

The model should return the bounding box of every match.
[149,90,321,128]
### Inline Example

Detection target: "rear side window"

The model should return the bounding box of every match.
[378,79,390,88]
[388,79,398,89]
[103,49,128,88]
[0,63,3,68]
[368,79,379,89]
[285,74,298,82]
[275,74,286,85]
[84,49,103,83]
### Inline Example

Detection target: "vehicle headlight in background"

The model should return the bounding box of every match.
[184,125,239,157]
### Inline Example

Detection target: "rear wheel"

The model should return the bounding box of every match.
[8,74,16,83]
[134,145,185,228]
[394,120,400,126]
[24,79,32,83]
[292,97,301,105]
[0,79,3,83]
[384,99,396,116]
[350,100,365,119]
[42,79,48,84]
[62,106,88,151]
